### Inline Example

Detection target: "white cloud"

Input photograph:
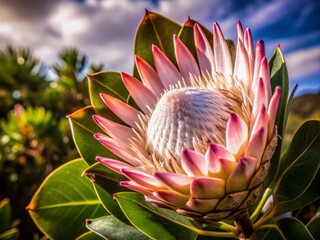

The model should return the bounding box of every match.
[286,45,320,80]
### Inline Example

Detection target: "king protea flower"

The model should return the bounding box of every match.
[93,21,281,221]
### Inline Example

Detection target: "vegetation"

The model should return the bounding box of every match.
[0,46,103,239]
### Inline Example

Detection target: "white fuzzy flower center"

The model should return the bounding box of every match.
[146,87,234,160]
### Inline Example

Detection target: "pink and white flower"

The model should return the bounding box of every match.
[93,21,281,221]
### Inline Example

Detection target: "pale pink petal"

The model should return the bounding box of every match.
[96,157,132,175]
[236,22,244,42]
[246,106,268,167]
[251,105,268,139]
[181,149,208,177]
[121,72,157,113]
[258,57,271,103]
[152,45,182,88]
[267,87,282,140]
[205,143,235,178]
[245,128,266,169]
[205,146,222,175]
[121,168,162,190]
[250,77,267,130]
[194,24,214,74]
[153,190,189,208]
[174,35,200,84]
[100,93,140,128]
[213,22,233,77]
[191,177,225,199]
[233,38,250,87]
[244,28,254,82]
[94,133,140,166]
[206,143,235,162]
[226,157,257,193]
[154,172,192,195]
[135,55,164,97]
[226,113,248,157]
[251,40,265,100]
[120,181,153,196]
[186,198,219,213]
[93,115,134,145]
[220,158,237,179]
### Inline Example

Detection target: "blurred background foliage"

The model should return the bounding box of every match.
[0,46,103,239]
[0,45,319,239]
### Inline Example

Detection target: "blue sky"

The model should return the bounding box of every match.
[0,0,319,95]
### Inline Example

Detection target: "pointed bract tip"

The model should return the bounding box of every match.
[145,8,149,14]
[95,156,102,162]
[275,86,282,94]
[135,55,141,63]
[258,127,265,137]
[184,16,196,25]
[257,40,264,46]
[213,21,219,30]
[230,112,238,121]
[152,44,160,52]
[260,104,267,114]
[93,133,102,140]
[113,193,118,200]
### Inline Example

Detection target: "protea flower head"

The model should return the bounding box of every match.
[93,21,282,222]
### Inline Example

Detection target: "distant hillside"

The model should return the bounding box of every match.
[289,93,320,118]
[283,92,320,149]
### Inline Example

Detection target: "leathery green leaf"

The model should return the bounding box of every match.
[133,10,181,78]
[86,216,150,240]
[275,171,319,216]
[83,163,129,224]
[266,46,289,184]
[307,209,320,240]
[27,159,107,240]
[274,121,320,204]
[68,106,117,165]
[0,199,11,233]
[114,192,197,240]
[76,231,104,240]
[259,218,313,240]
[88,72,133,121]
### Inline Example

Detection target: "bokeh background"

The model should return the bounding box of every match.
[0,0,319,239]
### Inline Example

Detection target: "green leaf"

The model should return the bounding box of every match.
[76,231,104,240]
[87,72,130,121]
[267,46,289,184]
[86,216,150,240]
[83,163,129,224]
[68,106,117,165]
[260,218,313,240]
[0,199,11,233]
[177,18,214,64]
[133,10,181,78]
[114,192,198,240]
[274,120,320,208]
[178,18,198,61]
[0,228,19,240]
[307,210,320,240]
[27,159,107,240]
[0,199,18,240]
[275,170,319,216]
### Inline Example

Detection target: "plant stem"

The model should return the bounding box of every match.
[234,210,254,239]
[250,187,273,222]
